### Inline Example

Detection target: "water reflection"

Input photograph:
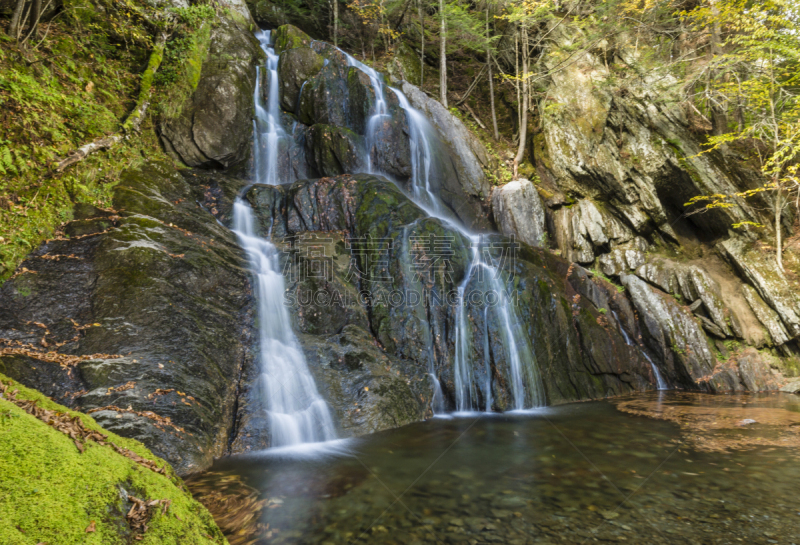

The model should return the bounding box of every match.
[190,392,800,544]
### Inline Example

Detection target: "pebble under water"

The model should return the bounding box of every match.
[189,393,800,544]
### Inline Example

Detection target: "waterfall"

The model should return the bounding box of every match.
[253,30,284,186]
[235,30,337,447]
[611,310,668,391]
[343,54,389,175]
[247,30,545,419]
[387,88,545,411]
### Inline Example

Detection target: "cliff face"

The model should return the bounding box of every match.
[491,26,799,391]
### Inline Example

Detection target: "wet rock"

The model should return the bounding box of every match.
[0,162,254,475]
[244,175,667,409]
[160,15,264,169]
[304,124,366,177]
[278,47,325,112]
[491,179,547,248]
[619,274,779,391]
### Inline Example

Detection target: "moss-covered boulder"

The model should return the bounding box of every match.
[160,15,264,169]
[0,162,254,475]
[273,24,311,55]
[278,47,324,112]
[0,374,226,544]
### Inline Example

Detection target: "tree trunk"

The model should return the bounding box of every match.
[708,0,728,136]
[418,0,425,87]
[8,0,26,39]
[439,0,447,107]
[333,0,338,46]
[486,4,499,140]
[775,185,784,273]
[22,0,42,44]
[513,23,529,179]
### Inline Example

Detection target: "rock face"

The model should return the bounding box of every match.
[237,174,661,409]
[491,179,547,248]
[505,21,800,386]
[160,15,264,169]
[0,163,255,475]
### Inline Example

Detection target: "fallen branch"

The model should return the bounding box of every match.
[461,103,487,130]
[454,64,487,107]
[51,32,168,174]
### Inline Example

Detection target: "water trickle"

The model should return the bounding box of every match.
[342,53,389,174]
[611,310,669,391]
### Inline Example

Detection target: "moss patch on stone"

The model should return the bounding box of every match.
[0,374,226,545]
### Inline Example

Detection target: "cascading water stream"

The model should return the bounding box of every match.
[234,30,337,447]
[253,30,284,186]
[232,201,337,446]
[386,88,545,412]
[611,310,668,390]
[343,54,389,174]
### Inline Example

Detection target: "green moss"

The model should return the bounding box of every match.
[0,374,226,545]
[273,24,311,55]
[0,0,170,283]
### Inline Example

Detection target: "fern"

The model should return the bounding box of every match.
[0,144,17,176]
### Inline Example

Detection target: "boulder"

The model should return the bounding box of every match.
[160,16,264,169]
[304,124,366,177]
[278,47,324,112]
[492,179,547,248]
[0,162,254,475]
[273,23,312,54]
[553,199,635,264]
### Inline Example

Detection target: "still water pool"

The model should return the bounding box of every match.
[189,392,800,544]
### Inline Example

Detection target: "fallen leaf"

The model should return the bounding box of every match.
[85,520,96,533]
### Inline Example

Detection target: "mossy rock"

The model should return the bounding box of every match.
[0,374,227,545]
[278,47,325,113]
[273,24,312,55]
